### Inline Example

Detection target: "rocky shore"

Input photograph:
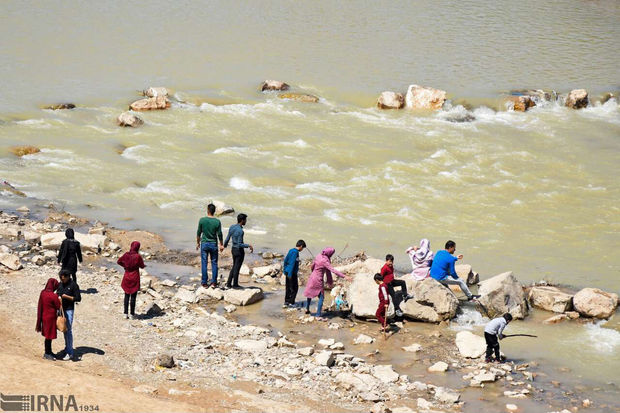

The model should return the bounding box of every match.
[0,207,618,413]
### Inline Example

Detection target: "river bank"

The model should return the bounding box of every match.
[1,205,618,412]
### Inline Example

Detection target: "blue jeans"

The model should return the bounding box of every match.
[306,292,325,317]
[201,242,219,285]
[63,309,74,356]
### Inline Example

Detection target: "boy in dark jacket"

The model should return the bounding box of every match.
[283,240,306,307]
[374,273,390,332]
[57,269,81,360]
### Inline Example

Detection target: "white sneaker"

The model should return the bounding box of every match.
[395,310,404,317]
[124,314,129,319]
[61,354,71,361]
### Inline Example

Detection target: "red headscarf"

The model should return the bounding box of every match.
[118,241,145,294]
[43,278,59,292]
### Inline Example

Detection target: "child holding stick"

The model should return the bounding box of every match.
[374,273,390,334]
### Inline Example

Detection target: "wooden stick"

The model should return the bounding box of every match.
[382,304,388,340]
[503,333,538,338]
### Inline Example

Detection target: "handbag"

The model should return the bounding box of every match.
[57,306,68,333]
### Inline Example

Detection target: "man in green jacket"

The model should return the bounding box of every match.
[196,204,224,288]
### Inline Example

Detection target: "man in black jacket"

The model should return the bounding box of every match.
[57,269,81,361]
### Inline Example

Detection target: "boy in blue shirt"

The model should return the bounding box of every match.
[283,240,306,307]
[430,240,480,301]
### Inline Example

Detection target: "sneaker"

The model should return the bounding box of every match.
[61,353,72,361]
[43,354,55,361]
[287,303,296,309]
[201,283,209,288]
[467,295,481,301]
[305,309,311,315]
[395,310,404,317]
[282,304,288,308]
[210,283,217,289]
[130,314,137,320]
[405,294,415,302]
[232,285,243,290]
[124,313,129,319]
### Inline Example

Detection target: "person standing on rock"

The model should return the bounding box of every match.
[196,203,224,288]
[57,228,82,284]
[283,239,306,308]
[430,240,480,301]
[406,238,434,280]
[36,278,61,360]
[380,254,413,317]
[484,313,512,362]
[117,241,145,319]
[223,213,253,289]
[303,247,352,321]
[56,269,81,360]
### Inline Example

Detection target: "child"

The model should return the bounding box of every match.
[374,273,390,332]
[380,254,413,317]
[484,313,513,362]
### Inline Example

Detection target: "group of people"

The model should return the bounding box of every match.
[36,229,148,360]
[35,205,507,363]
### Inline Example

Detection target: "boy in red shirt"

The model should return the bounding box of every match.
[374,273,390,332]
[380,254,413,317]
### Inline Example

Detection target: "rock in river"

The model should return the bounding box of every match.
[377,91,405,109]
[348,273,394,318]
[455,331,486,358]
[572,287,618,319]
[10,146,40,157]
[527,286,573,313]
[260,80,289,91]
[143,87,169,97]
[477,271,528,319]
[405,84,446,109]
[565,89,589,109]
[117,111,144,127]
[129,96,170,111]
[224,287,264,306]
[400,278,459,322]
[278,93,319,103]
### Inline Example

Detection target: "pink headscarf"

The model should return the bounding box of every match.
[407,239,434,280]
[321,247,335,258]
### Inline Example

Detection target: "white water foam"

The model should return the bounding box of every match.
[280,139,309,148]
[296,182,339,192]
[229,176,254,190]
[583,320,620,353]
[121,145,150,164]
[323,209,342,221]
[451,308,489,331]
[15,118,51,129]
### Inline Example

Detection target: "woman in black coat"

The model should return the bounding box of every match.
[58,228,82,283]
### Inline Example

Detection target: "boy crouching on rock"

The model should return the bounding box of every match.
[484,313,513,362]
[374,273,390,332]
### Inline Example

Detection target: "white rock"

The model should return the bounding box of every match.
[402,343,422,352]
[377,91,405,109]
[335,372,380,392]
[573,287,618,319]
[161,279,177,287]
[143,87,169,97]
[565,89,588,109]
[224,304,237,313]
[329,342,345,350]
[223,288,264,306]
[318,338,335,347]
[455,331,487,358]
[417,398,433,410]
[428,361,448,372]
[240,264,250,276]
[234,339,268,352]
[434,386,460,403]
[353,334,375,345]
[405,84,447,109]
[252,263,281,277]
[40,232,107,252]
[348,272,394,318]
[528,286,573,313]
[0,254,22,271]
[196,286,224,301]
[117,111,144,127]
[297,347,314,356]
[31,255,46,266]
[474,371,497,383]
[478,271,528,319]
[372,365,399,383]
[506,403,519,411]
[314,350,335,367]
[174,288,196,303]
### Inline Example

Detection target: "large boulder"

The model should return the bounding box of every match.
[527,286,573,313]
[223,288,264,306]
[143,87,169,97]
[40,232,107,252]
[0,253,22,271]
[377,91,405,109]
[117,111,144,127]
[399,278,459,322]
[336,258,384,275]
[129,96,170,111]
[455,264,479,286]
[565,89,588,109]
[278,93,319,103]
[477,272,528,319]
[572,288,618,319]
[405,85,446,110]
[210,200,234,216]
[455,331,486,358]
[348,273,395,318]
[260,80,289,91]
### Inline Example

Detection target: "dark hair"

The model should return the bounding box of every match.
[296,240,306,248]
[445,240,456,249]
[385,254,394,261]
[207,203,216,215]
[237,213,248,223]
[503,313,513,322]
[59,269,71,277]
[374,273,383,282]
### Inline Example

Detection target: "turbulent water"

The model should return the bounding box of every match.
[1,1,619,404]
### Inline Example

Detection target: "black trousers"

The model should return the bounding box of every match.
[45,338,52,354]
[485,332,500,360]
[284,273,299,305]
[388,279,408,311]
[227,247,245,287]
[124,292,137,315]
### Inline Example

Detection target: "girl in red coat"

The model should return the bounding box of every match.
[118,241,145,319]
[36,278,61,360]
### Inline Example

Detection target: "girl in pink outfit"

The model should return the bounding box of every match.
[406,238,434,281]
[303,247,351,321]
